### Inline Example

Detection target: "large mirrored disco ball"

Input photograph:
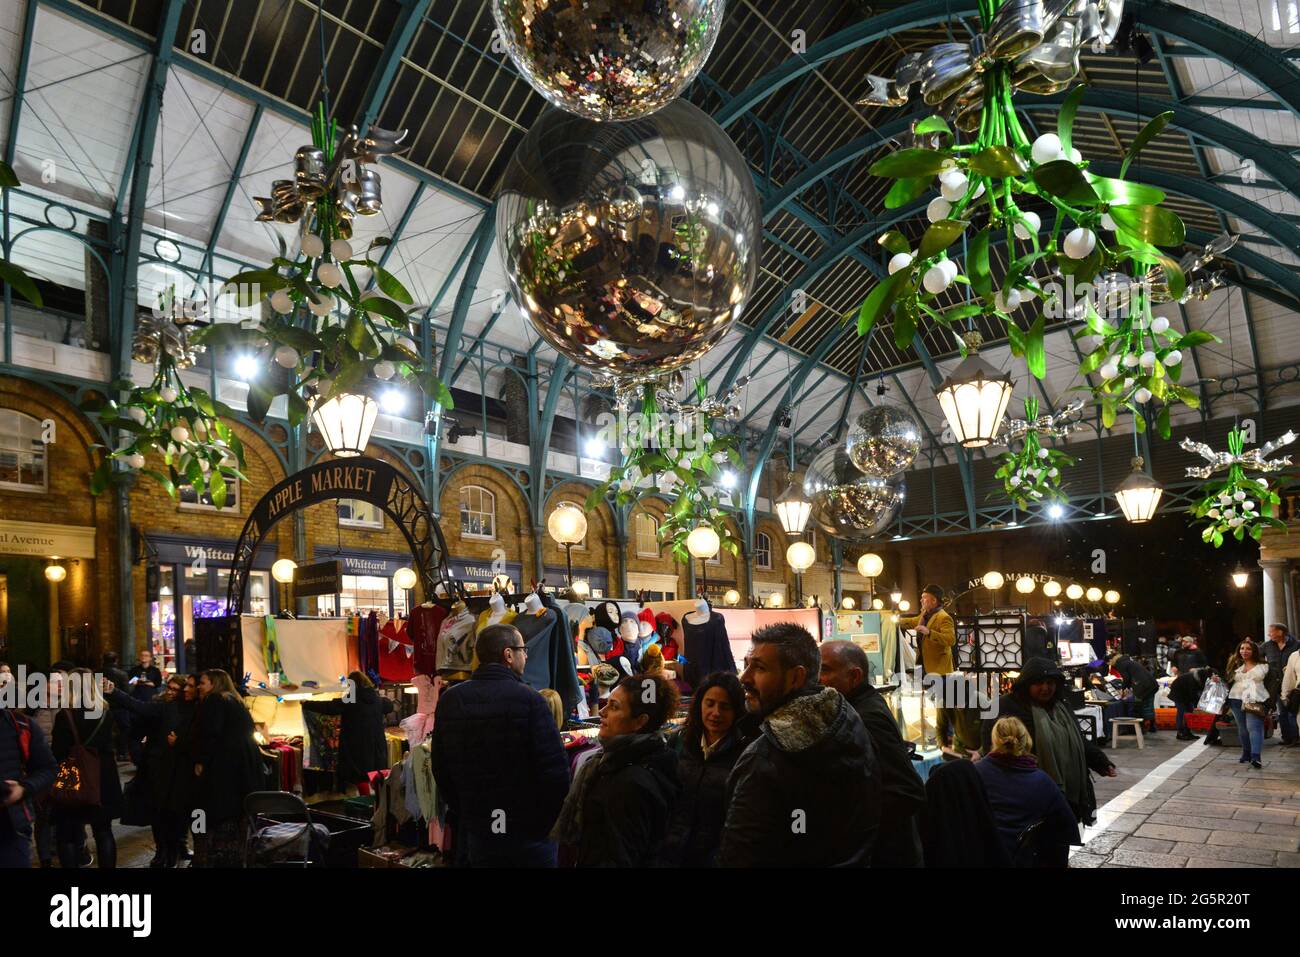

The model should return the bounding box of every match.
[804,446,907,539]
[491,0,726,122]
[845,405,921,478]
[496,99,759,380]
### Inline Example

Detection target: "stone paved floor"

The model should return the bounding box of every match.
[1072,729,1300,869]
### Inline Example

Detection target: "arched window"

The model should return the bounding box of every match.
[635,512,660,557]
[0,410,47,492]
[559,500,587,549]
[460,485,496,540]
[755,532,772,570]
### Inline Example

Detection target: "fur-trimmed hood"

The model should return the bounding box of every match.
[761,686,853,753]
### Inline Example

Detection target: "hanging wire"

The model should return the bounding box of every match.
[317,0,333,122]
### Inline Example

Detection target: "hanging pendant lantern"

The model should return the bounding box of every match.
[774,475,813,536]
[1114,455,1163,523]
[311,393,378,458]
[935,332,1014,449]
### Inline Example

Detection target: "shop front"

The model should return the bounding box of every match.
[311,549,416,617]
[447,556,525,595]
[544,565,609,599]
[0,519,97,670]
[146,533,276,674]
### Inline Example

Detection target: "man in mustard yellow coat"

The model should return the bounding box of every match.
[899,584,955,676]
[898,584,970,752]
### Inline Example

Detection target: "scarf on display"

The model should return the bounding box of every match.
[263,614,288,685]
[1030,701,1090,811]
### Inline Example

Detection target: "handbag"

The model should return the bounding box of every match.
[50,710,107,810]
[1243,700,1270,719]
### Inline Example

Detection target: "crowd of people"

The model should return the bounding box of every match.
[1,607,1298,869]
[0,654,264,869]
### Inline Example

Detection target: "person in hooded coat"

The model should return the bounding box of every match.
[919,758,1010,867]
[552,672,680,867]
[980,657,1116,826]
[661,672,750,867]
[300,670,394,787]
[719,623,881,867]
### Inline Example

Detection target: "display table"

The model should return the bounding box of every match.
[911,747,944,783]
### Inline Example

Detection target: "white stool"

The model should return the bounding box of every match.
[1111,716,1145,749]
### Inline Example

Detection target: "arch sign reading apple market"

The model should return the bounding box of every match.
[224,457,452,616]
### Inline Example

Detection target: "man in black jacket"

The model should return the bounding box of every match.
[1108,652,1159,733]
[819,640,924,867]
[432,623,570,867]
[719,622,881,867]
[1,707,57,868]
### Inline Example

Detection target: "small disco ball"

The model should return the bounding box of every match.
[495,99,759,382]
[491,0,726,122]
[804,446,907,539]
[845,405,921,478]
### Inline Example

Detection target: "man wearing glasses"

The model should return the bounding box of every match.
[431,624,570,866]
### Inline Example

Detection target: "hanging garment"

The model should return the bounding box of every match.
[409,603,448,677]
[378,618,416,683]
[399,674,444,744]
[263,615,288,684]
[681,612,736,691]
[436,611,478,674]
[358,612,381,683]
[302,710,341,772]
[541,590,584,715]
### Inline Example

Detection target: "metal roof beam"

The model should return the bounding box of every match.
[3,0,37,167]
[356,0,433,134]
[194,103,263,297]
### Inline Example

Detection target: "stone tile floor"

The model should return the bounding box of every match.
[1071,729,1300,868]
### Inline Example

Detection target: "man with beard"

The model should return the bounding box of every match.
[718,623,880,867]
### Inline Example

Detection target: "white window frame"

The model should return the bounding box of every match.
[0,409,48,493]
[338,498,384,530]
[178,461,240,513]
[460,485,496,541]
[755,532,772,570]
[635,512,660,558]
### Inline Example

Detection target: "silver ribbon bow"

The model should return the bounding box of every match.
[253,123,408,231]
[1180,430,1297,480]
[858,0,1124,131]
[997,398,1085,444]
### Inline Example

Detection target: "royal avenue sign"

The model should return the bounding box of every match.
[0,520,95,558]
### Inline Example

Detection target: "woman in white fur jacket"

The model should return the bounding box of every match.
[1226,639,1269,768]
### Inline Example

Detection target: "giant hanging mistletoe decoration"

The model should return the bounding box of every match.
[195,105,452,428]
[993,397,1077,508]
[586,381,744,564]
[855,0,1218,434]
[1185,427,1295,546]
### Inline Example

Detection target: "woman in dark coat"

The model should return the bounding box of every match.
[552,673,680,867]
[661,672,748,867]
[980,657,1116,825]
[192,669,263,867]
[300,670,394,787]
[51,669,123,868]
[108,674,196,867]
[975,717,1079,866]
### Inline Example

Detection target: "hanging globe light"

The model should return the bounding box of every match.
[271,559,298,584]
[935,332,1014,449]
[547,503,589,548]
[1114,456,1163,523]
[786,541,817,573]
[1066,583,1084,600]
[767,591,784,608]
[44,562,67,584]
[842,596,856,610]
[1104,589,1121,604]
[872,597,885,610]
[723,588,741,606]
[1015,576,1036,594]
[982,570,1005,590]
[857,553,884,579]
[1042,580,1062,598]
[393,567,418,591]
[311,393,378,457]
[686,525,721,561]
[1086,586,1103,602]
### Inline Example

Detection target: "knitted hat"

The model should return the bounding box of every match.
[637,607,656,636]
[641,643,665,674]
[922,583,944,601]
[593,663,621,689]
[654,611,678,638]
[586,626,613,655]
